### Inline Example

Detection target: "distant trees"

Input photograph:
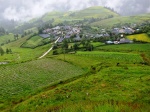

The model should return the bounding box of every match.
[0,27,6,35]
[14,34,19,40]
[6,48,12,54]
[0,47,4,56]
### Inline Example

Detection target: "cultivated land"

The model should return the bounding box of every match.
[0,42,150,112]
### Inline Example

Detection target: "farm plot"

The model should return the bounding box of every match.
[0,58,85,110]
[76,51,143,63]
[96,43,150,53]
[21,36,51,48]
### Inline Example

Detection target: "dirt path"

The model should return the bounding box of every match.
[39,37,60,59]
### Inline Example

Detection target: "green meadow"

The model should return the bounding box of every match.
[0,43,150,112]
[21,36,51,48]
[0,34,16,45]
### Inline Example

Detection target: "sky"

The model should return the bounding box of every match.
[0,0,150,21]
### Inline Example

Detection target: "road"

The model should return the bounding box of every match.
[38,37,60,59]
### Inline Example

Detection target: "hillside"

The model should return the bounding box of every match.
[14,6,119,33]
[0,34,15,46]
[1,43,150,111]
[91,13,150,28]
[69,6,119,19]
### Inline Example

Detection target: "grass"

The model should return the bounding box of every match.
[0,34,15,45]
[71,6,118,19]
[10,60,150,112]
[0,58,85,111]
[95,43,150,53]
[21,36,51,48]
[91,15,150,28]
[0,35,52,62]
[0,42,150,112]
[127,33,150,42]
[76,51,143,63]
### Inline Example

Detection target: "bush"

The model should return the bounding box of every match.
[53,50,58,55]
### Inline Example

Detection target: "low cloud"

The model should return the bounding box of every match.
[0,0,150,21]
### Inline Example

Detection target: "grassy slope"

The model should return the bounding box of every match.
[0,34,15,45]
[91,13,150,27]
[6,43,149,112]
[0,35,51,62]
[30,6,119,25]
[8,44,150,112]
[0,58,85,111]
[127,33,150,42]
[21,36,51,48]
[70,6,119,19]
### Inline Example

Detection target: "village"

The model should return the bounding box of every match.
[39,24,137,45]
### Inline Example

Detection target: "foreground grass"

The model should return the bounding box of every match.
[0,58,85,111]
[0,43,150,112]
[11,62,150,112]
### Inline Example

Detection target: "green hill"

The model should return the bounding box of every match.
[0,34,15,46]
[91,13,150,28]
[69,6,119,19]
[14,6,119,33]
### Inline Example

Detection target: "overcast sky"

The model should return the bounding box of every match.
[0,0,150,21]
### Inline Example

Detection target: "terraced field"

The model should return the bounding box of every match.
[21,36,51,48]
[0,58,85,111]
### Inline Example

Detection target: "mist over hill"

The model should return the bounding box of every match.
[0,0,150,21]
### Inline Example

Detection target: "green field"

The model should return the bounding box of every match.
[70,6,119,19]
[127,33,150,42]
[0,34,15,45]
[0,58,85,111]
[0,37,150,112]
[21,36,51,48]
[0,35,51,62]
[11,63,150,112]
[91,14,150,28]
[9,45,150,112]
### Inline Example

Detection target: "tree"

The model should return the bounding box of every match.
[62,39,68,49]
[6,48,9,54]
[0,47,4,56]
[73,43,79,51]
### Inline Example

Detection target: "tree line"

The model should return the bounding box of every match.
[0,47,12,56]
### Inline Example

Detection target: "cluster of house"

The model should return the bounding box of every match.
[39,25,135,44]
[40,25,82,42]
[106,38,133,44]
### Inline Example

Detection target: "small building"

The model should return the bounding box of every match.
[105,41,114,44]
[39,34,50,38]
